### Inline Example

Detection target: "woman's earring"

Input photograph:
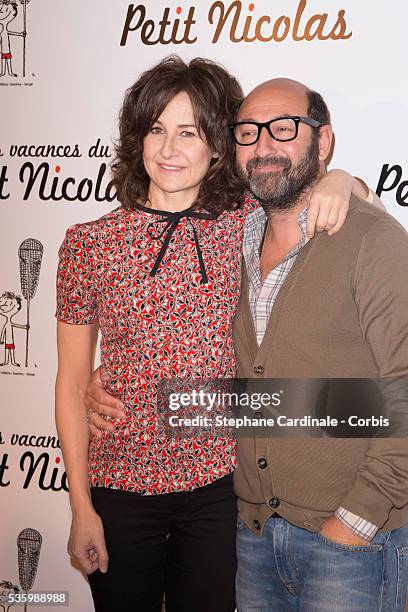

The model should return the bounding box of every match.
[212,152,219,159]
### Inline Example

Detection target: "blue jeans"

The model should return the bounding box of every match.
[236,515,408,611]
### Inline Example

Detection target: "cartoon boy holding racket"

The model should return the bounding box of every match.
[0,291,28,366]
[0,0,18,77]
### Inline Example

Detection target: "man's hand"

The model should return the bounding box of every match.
[85,366,125,438]
[319,515,370,546]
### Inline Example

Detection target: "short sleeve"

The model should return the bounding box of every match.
[55,224,98,325]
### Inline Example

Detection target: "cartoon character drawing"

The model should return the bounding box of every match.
[0,527,42,611]
[0,0,30,78]
[0,1,18,77]
[0,291,28,366]
[18,238,43,367]
[0,579,20,611]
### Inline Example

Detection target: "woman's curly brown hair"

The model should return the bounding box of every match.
[112,55,246,214]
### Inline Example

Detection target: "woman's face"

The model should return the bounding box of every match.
[143,91,214,203]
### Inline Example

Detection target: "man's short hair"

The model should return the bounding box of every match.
[307,90,331,126]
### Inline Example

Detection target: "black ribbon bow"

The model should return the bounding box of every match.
[145,207,217,285]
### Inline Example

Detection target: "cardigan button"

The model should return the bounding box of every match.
[253,519,261,530]
[254,364,264,376]
[269,496,280,509]
[257,457,268,469]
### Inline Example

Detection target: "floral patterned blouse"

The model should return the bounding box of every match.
[56,198,256,494]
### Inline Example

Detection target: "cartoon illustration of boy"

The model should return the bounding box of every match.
[0,291,28,366]
[0,0,18,77]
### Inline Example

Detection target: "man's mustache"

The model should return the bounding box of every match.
[246,156,291,173]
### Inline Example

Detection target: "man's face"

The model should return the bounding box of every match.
[235,83,321,211]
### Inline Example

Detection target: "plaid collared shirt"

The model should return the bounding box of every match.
[243,202,379,541]
[243,205,309,346]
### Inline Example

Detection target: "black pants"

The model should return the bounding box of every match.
[88,474,237,612]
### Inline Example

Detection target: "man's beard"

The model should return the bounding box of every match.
[240,137,320,212]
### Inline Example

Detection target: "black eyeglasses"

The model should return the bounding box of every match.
[230,116,321,146]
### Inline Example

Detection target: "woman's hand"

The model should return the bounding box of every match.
[306,169,363,239]
[68,506,109,575]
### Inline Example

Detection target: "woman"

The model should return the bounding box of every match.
[55,56,377,612]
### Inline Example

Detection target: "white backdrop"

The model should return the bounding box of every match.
[1,1,407,609]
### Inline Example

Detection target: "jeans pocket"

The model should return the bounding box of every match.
[396,546,408,608]
[316,531,383,552]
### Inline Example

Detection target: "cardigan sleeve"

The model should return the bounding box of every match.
[339,216,408,527]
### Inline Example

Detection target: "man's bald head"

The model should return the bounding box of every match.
[238,78,330,127]
[244,78,309,105]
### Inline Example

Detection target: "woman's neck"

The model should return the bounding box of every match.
[145,184,199,212]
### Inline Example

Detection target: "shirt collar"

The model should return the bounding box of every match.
[244,203,309,249]
[243,203,310,282]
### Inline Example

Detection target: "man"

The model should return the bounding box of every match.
[230,78,408,611]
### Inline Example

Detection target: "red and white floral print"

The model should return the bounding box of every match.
[56,198,257,494]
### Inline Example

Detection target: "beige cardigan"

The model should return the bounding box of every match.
[233,196,408,534]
